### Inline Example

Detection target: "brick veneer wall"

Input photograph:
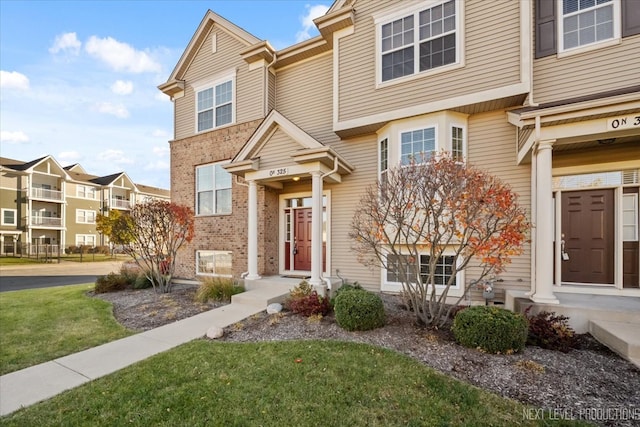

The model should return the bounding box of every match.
[171,119,282,280]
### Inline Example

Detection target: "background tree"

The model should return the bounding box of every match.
[350,154,529,327]
[97,200,195,293]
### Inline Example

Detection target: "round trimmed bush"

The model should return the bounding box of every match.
[334,289,385,331]
[452,306,528,354]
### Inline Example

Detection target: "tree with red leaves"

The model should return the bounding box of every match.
[350,154,529,327]
[98,200,194,293]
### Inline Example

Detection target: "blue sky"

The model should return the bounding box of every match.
[0,0,333,189]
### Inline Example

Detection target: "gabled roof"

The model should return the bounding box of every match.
[162,10,261,85]
[64,163,87,174]
[0,155,70,179]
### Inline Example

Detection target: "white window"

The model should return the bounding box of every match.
[401,127,436,164]
[451,126,465,162]
[196,250,232,277]
[386,253,458,287]
[559,0,620,52]
[196,75,234,132]
[76,209,96,224]
[623,193,638,241]
[1,209,17,226]
[76,234,96,246]
[378,0,460,83]
[77,185,96,199]
[196,162,232,215]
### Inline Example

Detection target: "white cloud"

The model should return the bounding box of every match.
[0,70,30,90]
[111,80,134,95]
[152,129,169,138]
[295,4,329,42]
[49,32,82,55]
[98,149,134,164]
[85,36,162,73]
[144,160,170,171]
[58,150,81,161]
[93,102,130,118]
[0,130,29,144]
[152,145,169,156]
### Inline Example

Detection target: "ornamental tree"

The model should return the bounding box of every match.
[97,200,195,293]
[349,154,529,327]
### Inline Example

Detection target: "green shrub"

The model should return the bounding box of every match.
[334,289,386,331]
[289,280,313,300]
[133,273,153,289]
[94,273,129,293]
[452,306,528,354]
[195,277,244,303]
[525,308,577,353]
[333,281,363,297]
[287,291,331,317]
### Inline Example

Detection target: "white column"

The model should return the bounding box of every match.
[532,140,559,304]
[309,171,326,294]
[246,180,261,280]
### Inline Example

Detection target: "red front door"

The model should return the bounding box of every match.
[294,208,312,271]
[561,189,615,284]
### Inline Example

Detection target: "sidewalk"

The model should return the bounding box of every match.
[0,283,291,416]
[0,260,124,277]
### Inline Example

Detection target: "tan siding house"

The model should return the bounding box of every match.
[161,0,639,307]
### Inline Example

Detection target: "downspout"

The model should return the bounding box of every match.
[529,115,542,296]
[319,156,340,291]
[526,1,538,107]
[264,52,277,116]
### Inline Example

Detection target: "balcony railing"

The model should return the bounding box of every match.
[30,187,63,201]
[30,216,63,227]
[110,198,131,209]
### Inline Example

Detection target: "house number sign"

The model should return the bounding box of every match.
[268,167,288,177]
[607,114,640,131]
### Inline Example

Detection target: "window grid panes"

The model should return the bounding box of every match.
[196,163,232,215]
[451,126,464,161]
[420,255,456,286]
[197,79,233,132]
[401,127,436,164]
[622,194,638,242]
[380,138,389,172]
[562,0,613,50]
[197,250,232,276]
[76,235,96,246]
[76,209,96,224]
[381,0,456,82]
[2,209,16,225]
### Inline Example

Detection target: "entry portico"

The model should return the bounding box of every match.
[224,110,354,292]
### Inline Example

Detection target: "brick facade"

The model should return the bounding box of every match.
[171,119,280,280]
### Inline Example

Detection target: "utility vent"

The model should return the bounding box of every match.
[623,169,639,185]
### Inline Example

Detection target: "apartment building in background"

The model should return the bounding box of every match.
[0,155,170,254]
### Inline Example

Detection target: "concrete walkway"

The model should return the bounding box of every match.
[0,283,291,416]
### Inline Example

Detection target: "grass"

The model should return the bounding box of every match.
[0,284,133,375]
[0,340,587,426]
[0,257,42,266]
[0,254,128,266]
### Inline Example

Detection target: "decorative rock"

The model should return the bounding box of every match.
[266,303,283,314]
[206,326,224,339]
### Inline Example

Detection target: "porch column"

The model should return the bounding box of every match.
[246,179,261,280]
[309,171,325,294]
[532,140,559,304]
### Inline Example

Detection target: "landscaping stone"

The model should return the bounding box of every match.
[206,326,224,339]
[266,303,283,314]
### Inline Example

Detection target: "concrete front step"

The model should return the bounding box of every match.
[231,286,291,309]
[589,320,640,368]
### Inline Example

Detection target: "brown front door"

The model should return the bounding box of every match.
[294,208,312,271]
[561,189,615,284]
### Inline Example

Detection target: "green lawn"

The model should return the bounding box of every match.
[0,284,133,375]
[0,257,42,266]
[0,340,586,427]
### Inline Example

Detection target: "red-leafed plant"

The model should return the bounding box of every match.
[97,200,195,293]
[525,307,577,353]
[350,153,529,327]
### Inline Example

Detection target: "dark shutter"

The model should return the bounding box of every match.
[622,0,640,38]
[535,0,557,58]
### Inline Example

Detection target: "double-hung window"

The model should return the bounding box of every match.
[1,209,16,226]
[76,209,96,224]
[561,0,616,51]
[196,162,232,215]
[379,0,459,83]
[401,127,436,164]
[386,253,457,287]
[196,75,234,132]
[77,185,96,199]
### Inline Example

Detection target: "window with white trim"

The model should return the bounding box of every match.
[196,76,234,132]
[379,0,459,82]
[1,209,17,226]
[623,193,638,241]
[451,126,464,162]
[196,250,232,276]
[76,234,96,246]
[560,0,618,52]
[76,209,96,224]
[401,127,436,164]
[77,185,96,199]
[386,253,457,287]
[196,162,232,215]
